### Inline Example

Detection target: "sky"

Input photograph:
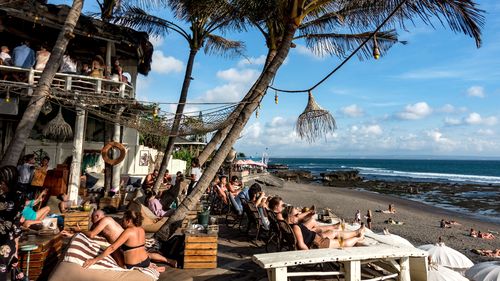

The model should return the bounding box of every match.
[52,0,500,159]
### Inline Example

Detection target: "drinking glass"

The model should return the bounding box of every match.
[338,235,344,250]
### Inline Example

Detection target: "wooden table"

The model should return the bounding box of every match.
[63,210,91,230]
[19,233,63,281]
[253,244,428,281]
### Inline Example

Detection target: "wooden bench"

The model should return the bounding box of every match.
[252,244,428,281]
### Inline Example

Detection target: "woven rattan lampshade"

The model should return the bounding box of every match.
[42,107,73,142]
[296,91,336,142]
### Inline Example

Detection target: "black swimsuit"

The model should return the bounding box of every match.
[120,243,144,252]
[125,257,151,269]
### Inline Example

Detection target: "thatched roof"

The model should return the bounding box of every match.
[0,0,153,75]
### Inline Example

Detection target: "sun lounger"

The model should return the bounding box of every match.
[252,244,428,281]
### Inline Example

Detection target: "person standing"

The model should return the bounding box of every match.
[188,158,202,195]
[0,46,12,65]
[365,210,373,229]
[354,210,361,224]
[34,44,51,71]
[31,156,50,188]
[12,41,35,68]
[17,154,35,199]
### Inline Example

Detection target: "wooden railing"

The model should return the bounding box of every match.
[0,65,134,98]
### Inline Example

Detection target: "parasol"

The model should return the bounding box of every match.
[428,263,469,281]
[465,261,500,281]
[418,242,474,271]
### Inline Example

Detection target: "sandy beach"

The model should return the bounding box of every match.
[264,181,500,263]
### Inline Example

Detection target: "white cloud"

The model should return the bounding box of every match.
[466,86,485,98]
[294,44,325,60]
[397,69,463,80]
[151,51,184,74]
[464,112,498,126]
[237,55,267,67]
[216,68,260,84]
[201,83,245,103]
[444,117,462,126]
[477,129,494,136]
[340,104,364,117]
[361,124,383,136]
[396,102,432,120]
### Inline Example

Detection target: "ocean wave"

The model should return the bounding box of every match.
[350,166,500,184]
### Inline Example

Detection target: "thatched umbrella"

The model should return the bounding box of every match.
[296,91,336,142]
[43,107,73,142]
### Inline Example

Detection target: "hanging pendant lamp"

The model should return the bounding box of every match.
[42,107,73,142]
[296,91,336,142]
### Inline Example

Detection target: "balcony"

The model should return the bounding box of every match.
[0,65,134,99]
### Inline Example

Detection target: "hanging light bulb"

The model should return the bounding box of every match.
[5,87,10,103]
[373,33,380,60]
[275,90,279,105]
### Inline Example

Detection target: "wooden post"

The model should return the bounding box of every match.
[111,83,125,194]
[399,257,411,281]
[67,107,85,204]
[343,261,361,281]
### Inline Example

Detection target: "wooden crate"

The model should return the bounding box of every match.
[99,196,120,209]
[19,234,63,280]
[183,233,218,269]
[63,210,91,230]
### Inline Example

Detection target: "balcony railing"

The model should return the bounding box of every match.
[0,65,134,98]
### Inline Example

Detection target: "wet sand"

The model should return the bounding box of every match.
[265,182,500,263]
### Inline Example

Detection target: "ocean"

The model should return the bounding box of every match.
[267,158,500,223]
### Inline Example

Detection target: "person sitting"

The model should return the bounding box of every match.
[440,219,451,228]
[80,210,166,271]
[379,204,396,214]
[65,210,175,268]
[248,183,270,230]
[145,190,174,217]
[57,193,71,213]
[110,57,123,82]
[470,228,478,238]
[21,189,50,228]
[0,45,12,65]
[161,169,172,190]
[283,206,365,249]
[384,218,404,225]
[215,175,229,205]
[142,169,158,190]
[90,55,105,78]
[80,63,91,76]
[34,44,50,71]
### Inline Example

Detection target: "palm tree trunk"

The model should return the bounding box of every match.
[155,26,297,241]
[197,50,278,166]
[153,49,198,192]
[0,0,84,166]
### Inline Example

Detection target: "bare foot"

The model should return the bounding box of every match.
[357,224,367,235]
[150,263,166,273]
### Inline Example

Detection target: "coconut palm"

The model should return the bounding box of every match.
[155,0,484,241]
[1,0,84,166]
[116,0,245,192]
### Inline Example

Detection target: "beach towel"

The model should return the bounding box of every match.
[62,233,159,280]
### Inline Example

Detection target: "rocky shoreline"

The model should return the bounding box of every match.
[270,169,500,224]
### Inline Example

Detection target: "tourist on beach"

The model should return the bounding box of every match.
[60,52,78,74]
[440,219,451,228]
[477,231,495,240]
[110,57,123,82]
[215,175,229,204]
[80,210,174,270]
[188,158,202,195]
[31,156,50,188]
[1,45,12,65]
[17,154,35,198]
[21,189,50,228]
[142,169,158,190]
[90,55,105,78]
[248,183,270,230]
[145,190,174,217]
[57,193,71,213]
[283,206,365,249]
[354,210,361,224]
[365,210,373,229]
[268,196,285,220]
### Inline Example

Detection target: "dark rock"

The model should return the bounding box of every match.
[321,170,362,182]
[273,170,312,182]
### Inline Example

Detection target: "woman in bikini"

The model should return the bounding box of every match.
[82,210,164,271]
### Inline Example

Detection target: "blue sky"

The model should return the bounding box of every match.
[53,0,500,159]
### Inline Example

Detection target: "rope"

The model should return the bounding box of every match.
[268,0,408,94]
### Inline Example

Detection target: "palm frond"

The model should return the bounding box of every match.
[300,30,405,60]
[337,0,484,47]
[114,6,188,39]
[204,34,245,58]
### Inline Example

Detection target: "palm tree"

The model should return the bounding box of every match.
[1,0,84,166]
[116,0,245,192]
[155,0,483,241]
